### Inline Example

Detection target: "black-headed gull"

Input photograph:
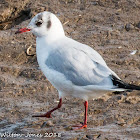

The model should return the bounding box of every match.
[16,11,140,129]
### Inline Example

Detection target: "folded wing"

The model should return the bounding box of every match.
[45,39,117,87]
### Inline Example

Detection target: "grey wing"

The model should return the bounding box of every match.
[45,47,113,86]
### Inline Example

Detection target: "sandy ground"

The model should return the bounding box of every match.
[0,0,140,139]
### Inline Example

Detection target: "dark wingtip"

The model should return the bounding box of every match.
[111,75,140,91]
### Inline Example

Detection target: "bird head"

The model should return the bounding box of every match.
[16,11,65,38]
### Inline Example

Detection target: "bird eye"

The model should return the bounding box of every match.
[36,21,43,27]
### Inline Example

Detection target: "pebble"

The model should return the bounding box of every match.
[86,134,93,139]
[41,120,54,128]
[94,134,101,139]
[136,21,140,28]
[130,50,137,55]
[125,23,134,31]
[117,96,122,100]
[125,24,131,31]
[91,1,98,5]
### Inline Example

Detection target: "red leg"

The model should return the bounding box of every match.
[72,101,88,130]
[32,98,62,118]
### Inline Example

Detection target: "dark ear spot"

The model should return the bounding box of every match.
[47,20,51,29]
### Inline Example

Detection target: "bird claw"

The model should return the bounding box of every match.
[72,123,87,130]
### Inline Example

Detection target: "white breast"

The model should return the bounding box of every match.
[36,37,74,95]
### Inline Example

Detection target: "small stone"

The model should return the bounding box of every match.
[130,50,137,55]
[125,23,134,31]
[123,92,127,96]
[117,96,121,100]
[125,23,131,31]
[46,120,54,126]
[64,125,72,131]
[41,121,54,128]
[86,134,93,139]
[91,1,98,5]
[136,21,140,28]
[117,121,126,126]
[93,134,101,139]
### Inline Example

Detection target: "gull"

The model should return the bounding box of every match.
[15,11,140,129]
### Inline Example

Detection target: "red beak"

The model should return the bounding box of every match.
[15,28,31,34]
